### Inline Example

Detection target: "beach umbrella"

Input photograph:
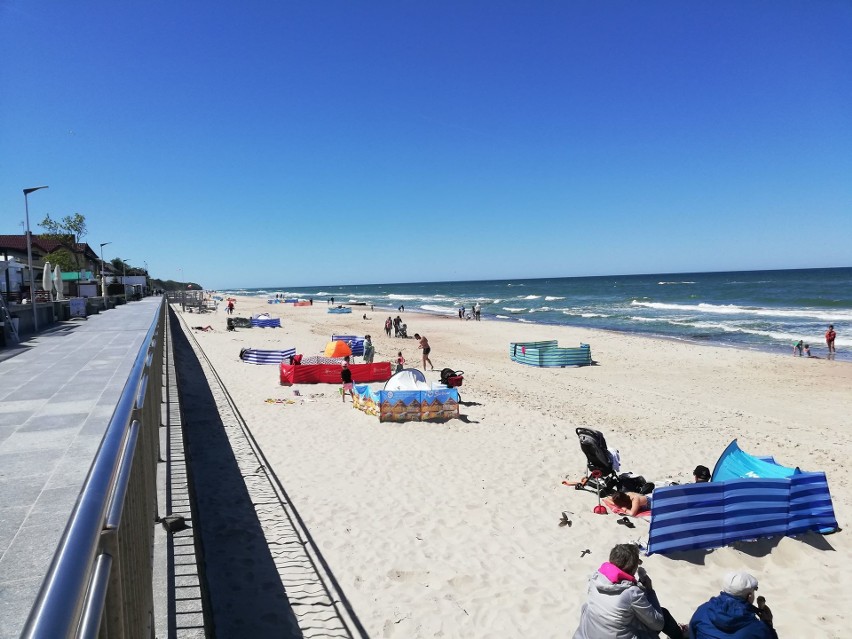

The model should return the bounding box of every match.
[42,261,53,301]
[53,264,63,300]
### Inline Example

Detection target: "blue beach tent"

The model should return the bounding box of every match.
[647,440,837,555]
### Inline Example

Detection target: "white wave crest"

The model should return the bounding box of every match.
[631,300,852,322]
[502,307,526,313]
[657,281,695,285]
[545,296,565,301]
[419,304,457,315]
[388,294,421,301]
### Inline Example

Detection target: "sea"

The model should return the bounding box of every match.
[220,267,851,362]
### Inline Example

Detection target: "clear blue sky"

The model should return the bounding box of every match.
[2,2,850,289]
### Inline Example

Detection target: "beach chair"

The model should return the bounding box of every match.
[575,428,621,496]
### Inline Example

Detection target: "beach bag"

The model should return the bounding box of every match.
[618,473,647,493]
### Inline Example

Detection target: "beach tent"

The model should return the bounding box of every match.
[383,368,429,391]
[354,369,459,422]
[331,335,364,356]
[711,439,799,481]
[324,340,352,358]
[647,440,837,555]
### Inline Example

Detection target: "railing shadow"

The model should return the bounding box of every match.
[169,313,304,637]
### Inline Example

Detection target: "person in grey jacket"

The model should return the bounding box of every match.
[573,544,686,639]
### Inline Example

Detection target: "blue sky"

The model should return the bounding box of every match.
[2,2,850,289]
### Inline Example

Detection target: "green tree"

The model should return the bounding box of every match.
[39,213,88,271]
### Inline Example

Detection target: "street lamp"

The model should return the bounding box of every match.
[23,186,49,332]
[122,259,130,299]
[99,242,112,298]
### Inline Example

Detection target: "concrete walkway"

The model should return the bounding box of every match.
[0,298,162,639]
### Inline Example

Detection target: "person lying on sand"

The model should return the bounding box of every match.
[611,491,651,517]
[192,325,214,332]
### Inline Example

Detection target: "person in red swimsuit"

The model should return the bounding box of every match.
[826,324,836,354]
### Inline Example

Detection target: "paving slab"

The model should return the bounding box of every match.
[0,298,162,639]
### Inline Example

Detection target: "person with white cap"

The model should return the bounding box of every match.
[689,572,777,638]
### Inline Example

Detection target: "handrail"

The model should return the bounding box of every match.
[21,297,165,639]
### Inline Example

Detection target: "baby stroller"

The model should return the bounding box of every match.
[439,368,464,398]
[575,428,622,497]
[398,323,408,338]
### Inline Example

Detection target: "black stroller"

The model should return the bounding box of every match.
[397,323,408,338]
[575,428,622,496]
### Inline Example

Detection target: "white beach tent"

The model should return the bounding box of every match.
[383,368,430,391]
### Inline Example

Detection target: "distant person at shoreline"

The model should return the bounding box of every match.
[826,324,836,354]
[792,340,803,356]
[414,333,433,370]
[804,344,820,358]
[398,304,405,312]
[475,302,481,321]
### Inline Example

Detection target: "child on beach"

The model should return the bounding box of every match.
[340,356,354,402]
[395,352,405,373]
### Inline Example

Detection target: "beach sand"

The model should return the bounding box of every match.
[179,297,851,638]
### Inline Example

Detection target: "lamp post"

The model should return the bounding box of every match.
[99,242,112,298]
[23,186,49,332]
[122,259,130,299]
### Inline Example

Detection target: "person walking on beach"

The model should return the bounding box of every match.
[363,335,375,364]
[475,302,481,321]
[385,317,392,337]
[395,351,405,373]
[826,324,836,354]
[413,333,433,370]
[226,299,234,315]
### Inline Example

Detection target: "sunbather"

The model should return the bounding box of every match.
[611,491,651,517]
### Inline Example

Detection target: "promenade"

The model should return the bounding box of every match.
[0,298,168,638]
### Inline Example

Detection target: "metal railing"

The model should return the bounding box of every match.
[21,296,166,639]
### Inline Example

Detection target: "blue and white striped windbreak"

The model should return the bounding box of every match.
[647,440,837,555]
[251,317,282,328]
[239,347,296,365]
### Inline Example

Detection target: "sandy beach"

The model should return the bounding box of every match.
[178,297,851,638]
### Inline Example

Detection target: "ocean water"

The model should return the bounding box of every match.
[222,268,852,362]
